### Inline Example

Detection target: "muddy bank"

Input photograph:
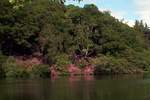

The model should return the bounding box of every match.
[50,64,95,76]
[12,54,144,78]
[50,64,144,77]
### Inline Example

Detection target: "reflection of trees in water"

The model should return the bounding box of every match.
[83,76,95,100]
[0,80,53,100]
[1,77,150,100]
[68,76,95,100]
[83,75,94,81]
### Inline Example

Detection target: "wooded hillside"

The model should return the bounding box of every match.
[0,0,150,78]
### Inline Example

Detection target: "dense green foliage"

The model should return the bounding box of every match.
[0,56,50,78]
[1,0,150,77]
[31,64,50,78]
[2,57,29,78]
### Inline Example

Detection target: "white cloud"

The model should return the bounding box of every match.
[134,0,150,26]
[99,8,134,27]
[82,0,135,27]
[126,19,135,27]
[112,11,135,27]
[80,0,98,4]
[111,11,126,19]
[66,0,135,27]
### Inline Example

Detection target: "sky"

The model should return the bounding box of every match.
[65,0,150,27]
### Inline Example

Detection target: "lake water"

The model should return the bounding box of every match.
[0,75,150,100]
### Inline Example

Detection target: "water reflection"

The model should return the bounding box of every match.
[0,75,150,100]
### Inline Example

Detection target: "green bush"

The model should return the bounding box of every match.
[55,53,71,68]
[31,64,50,78]
[0,52,7,78]
[77,58,88,68]
[2,56,30,78]
[92,55,113,74]
[0,53,7,65]
[2,57,51,78]
[108,57,131,74]
[121,49,150,71]
[92,55,131,74]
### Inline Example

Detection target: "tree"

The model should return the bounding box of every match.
[0,0,16,55]
[134,20,150,33]
[1,0,150,74]
[9,0,83,8]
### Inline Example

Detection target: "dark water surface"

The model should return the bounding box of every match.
[0,75,150,100]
